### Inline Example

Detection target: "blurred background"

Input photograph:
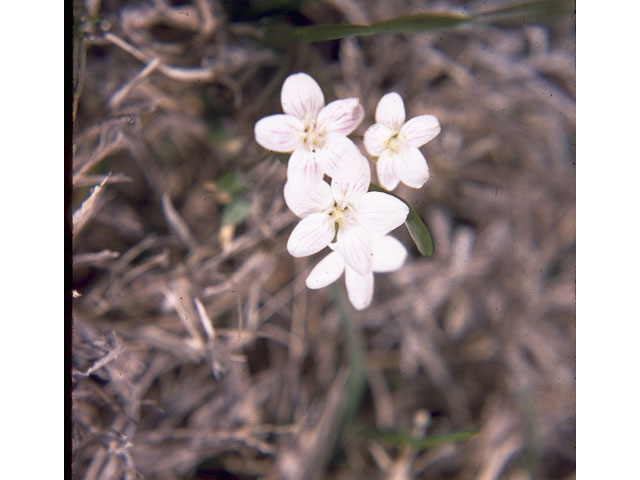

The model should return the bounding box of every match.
[71,1,575,478]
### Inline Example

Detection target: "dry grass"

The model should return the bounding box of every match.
[72,1,575,478]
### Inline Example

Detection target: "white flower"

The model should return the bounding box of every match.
[306,234,407,310]
[363,92,441,190]
[284,160,409,276]
[254,72,365,186]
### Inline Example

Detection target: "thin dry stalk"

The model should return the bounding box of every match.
[72,173,111,236]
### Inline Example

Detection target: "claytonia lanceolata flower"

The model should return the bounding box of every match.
[254,72,365,186]
[284,160,409,277]
[364,92,441,190]
[306,234,407,310]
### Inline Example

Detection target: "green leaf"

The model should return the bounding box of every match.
[363,428,477,448]
[368,184,434,257]
[405,207,434,257]
[262,0,573,44]
[265,12,469,43]
[221,197,252,226]
[474,0,575,25]
[217,170,249,194]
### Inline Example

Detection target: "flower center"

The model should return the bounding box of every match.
[386,133,401,153]
[328,203,355,230]
[384,132,403,153]
[302,118,326,149]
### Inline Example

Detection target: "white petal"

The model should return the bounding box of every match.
[336,224,372,276]
[375,92,405,132]
[399,114,441,148]
[353,191,409,235]
[281,73,325,120]
[284,176,333,217]
[345,268,374,310]
[317,98,364,135]
[396,147,430,189]
[287,213,335,257]
[287,148,324,189]
[371,235,407,272]
[254,114,303,152]
[330,159,371,205]
[363,123,393,156]
[318,135,367,181]
[306,251,345,289]
[376,150,400,191]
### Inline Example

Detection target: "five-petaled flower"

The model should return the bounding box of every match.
[284,160,409,277]
[254,72,365,186]
[363,92,441,191]
[306,234,407,310]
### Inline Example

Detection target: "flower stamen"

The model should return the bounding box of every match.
[385,133,402,154]
[299,117,327,149]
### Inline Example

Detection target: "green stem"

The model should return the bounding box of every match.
[331,285,366,424]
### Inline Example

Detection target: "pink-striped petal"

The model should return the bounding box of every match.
[375,92,405,132]
[284,176,333,218]
[345,267,374,310]
[363,123,393,157]
[281,73,325,120]
[286,148,324,189]
[316,134,366,178]
[254,114,303,152]
[336,224,372,276]
[287,213,335,258]
[396,147,430,189]
[399,114,441,148]
[319,135,366,181]
[306,250,345,289]
[317,98,364,135]
[353,191,409,235]
[330,158,371,205]
[371,235,407,272]
[375,150,400,191]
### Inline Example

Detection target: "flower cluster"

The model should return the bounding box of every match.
[255,73,440,310]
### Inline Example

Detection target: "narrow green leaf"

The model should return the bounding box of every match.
[406,207,434,257]
[265,12,469,43]
[262,0,573,44]
[221,197,252,226]
[367,12,470,34]
[473,0,575,25]
[368,184,434,257]
[364,428,477,448]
